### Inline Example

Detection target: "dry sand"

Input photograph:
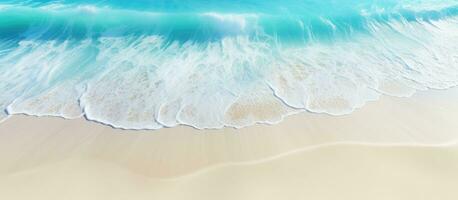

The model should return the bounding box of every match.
[1,88,458,199]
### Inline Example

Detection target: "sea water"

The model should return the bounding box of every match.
[0,0,457,129]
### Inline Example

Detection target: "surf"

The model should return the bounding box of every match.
[0,0,458,129]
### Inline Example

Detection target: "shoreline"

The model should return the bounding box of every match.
[2,86,458,199]
[1,87,458,178]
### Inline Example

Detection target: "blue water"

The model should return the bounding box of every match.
[0,0,458,129]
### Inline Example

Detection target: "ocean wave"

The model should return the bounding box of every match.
[0,1,458,129]
[1,2,457,42]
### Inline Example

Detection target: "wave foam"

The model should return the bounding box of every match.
[1,2,458,129]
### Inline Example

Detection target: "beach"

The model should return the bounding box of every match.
[1,87,458,199]
[1,1,458,199]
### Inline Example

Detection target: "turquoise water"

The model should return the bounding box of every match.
[0,0,458,129]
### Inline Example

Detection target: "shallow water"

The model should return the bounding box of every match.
[1,0,458,129]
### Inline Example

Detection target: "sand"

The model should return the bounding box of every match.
[1,144,458,200]
[1,88,458,199]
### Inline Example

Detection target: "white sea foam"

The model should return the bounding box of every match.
[0,13,458,129]
[268,19,458,114]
